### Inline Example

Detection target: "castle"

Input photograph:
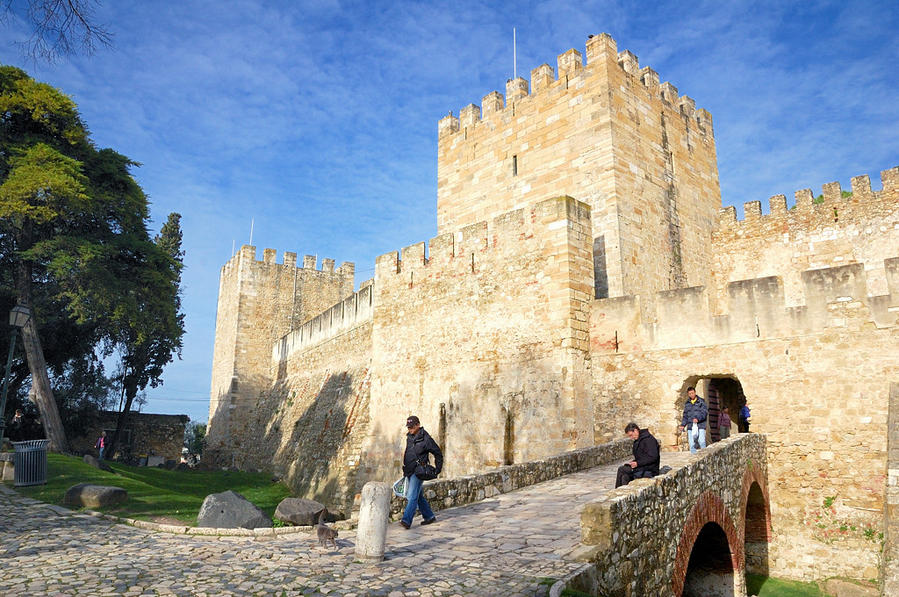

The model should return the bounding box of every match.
[206,33,899,583]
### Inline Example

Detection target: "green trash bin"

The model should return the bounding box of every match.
[12,439,50,486]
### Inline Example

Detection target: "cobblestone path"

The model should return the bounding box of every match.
[0,455,686,596]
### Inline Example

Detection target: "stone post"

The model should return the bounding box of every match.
[355,482,391,562]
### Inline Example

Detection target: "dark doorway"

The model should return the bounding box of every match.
[677,376,747,446]
[683,522,738,597]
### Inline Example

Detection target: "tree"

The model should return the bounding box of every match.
[102,212,185,460]
[1,0,112,63]
[0,66,93,450]
[1,66,179,452]
[184,421,206,457]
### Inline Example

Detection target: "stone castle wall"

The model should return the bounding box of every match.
[437,33,720,300]
[204,30,899,586]
[712,168,899,310]
[205,246,355,467]
[363,196,595,480]
[589,170,899,580]
[70,412,188,462]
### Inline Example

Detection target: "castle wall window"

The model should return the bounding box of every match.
[512,155,518,176]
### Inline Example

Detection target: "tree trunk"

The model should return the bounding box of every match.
[14,257,68,452]
[106,374,137,460]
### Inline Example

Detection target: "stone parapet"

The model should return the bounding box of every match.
[591,256,899,354]
[388,438,632,518]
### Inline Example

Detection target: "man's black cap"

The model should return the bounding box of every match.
[406,415,420,428]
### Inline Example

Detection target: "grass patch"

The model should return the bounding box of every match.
[13,453,291,525]
[746,573,826,597]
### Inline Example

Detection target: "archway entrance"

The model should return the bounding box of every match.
[678,376,747,445]
[683,522,739,597]
[744,481,770,575]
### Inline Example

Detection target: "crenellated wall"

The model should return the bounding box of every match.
[362,196,595,480]
[589,248,899,580]
[203,30,898,587]
[437,32,720,301]
[712,167,899,310]
[205,245,355,467]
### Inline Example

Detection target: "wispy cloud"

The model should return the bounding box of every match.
[1,0,896,422]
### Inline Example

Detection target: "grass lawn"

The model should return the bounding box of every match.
[13,453,291,525]
[746,573,827,597]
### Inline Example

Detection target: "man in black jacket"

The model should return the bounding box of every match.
[615,422,661,488]
[400,415,443,529]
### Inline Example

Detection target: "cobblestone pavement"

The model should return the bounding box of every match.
[0,455,687,596]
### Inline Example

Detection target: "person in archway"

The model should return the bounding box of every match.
[739,402,751,433]
[615,422,660,487]
[679,386,708,453]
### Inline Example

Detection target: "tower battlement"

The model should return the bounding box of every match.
[438,32,712,141]
[220,244,354,277]
[718,167,899,232]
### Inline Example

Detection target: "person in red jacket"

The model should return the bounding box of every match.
[95,431,107,460]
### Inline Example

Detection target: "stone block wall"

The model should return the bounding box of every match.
[365,196,595,480]
[387,438,633,518]
[437,33,720,301]
[589,251,899,581]
[579,434,766,596]
[70,412,188,462]
[206,245,355,467]
[224,315,371,515]
[712,167,899,310]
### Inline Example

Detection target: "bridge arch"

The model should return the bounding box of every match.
[676,374,748,444]
[672,491,745,597]
[741,463,773,575]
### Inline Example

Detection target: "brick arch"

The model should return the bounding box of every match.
[672,491,744,597]
[741,462,772,542]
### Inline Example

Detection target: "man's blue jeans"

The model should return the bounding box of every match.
[687,426,706,453]
[402,473,435,525]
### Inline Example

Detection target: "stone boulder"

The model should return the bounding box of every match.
[83,454,113,472]
[197,490,272,529]
[64,483,128,508]
[274,497,326,526]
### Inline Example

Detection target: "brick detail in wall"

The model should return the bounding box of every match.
[672,491,744,597]
[741,463,773,543]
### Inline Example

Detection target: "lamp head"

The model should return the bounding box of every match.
[9,305,31,328]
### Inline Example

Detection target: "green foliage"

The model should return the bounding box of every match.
[0,65,184,444]
[745,573,825,597]
[184,421,206,455]
[823,496,836,509]
[16,453,290,524]
[813,190,853,204]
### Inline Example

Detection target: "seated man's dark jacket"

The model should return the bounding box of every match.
[632,429,660,476]
[403,427,443,478]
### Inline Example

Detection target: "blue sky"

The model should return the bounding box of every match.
[2,1,897,424]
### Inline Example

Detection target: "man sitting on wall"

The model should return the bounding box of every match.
[615,422,661,488]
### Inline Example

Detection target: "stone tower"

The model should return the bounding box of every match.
[437,33,720,301]
[205,245,354,465]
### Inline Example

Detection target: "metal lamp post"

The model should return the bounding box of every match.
[0,305,32,442]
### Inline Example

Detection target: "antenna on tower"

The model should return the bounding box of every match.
[513,27,517,80]
[249,218,254,246]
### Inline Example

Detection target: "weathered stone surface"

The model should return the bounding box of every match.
[197,490,271,529]
[201,27,899,588]
[273,497,325,526]
[64,484,127,508]
[822,578,878,597]
[83,454,113,472]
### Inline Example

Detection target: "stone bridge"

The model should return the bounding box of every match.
[573,433,770,597]
[0,434,770,596]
